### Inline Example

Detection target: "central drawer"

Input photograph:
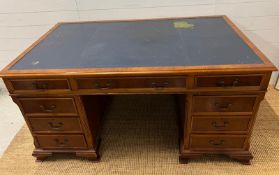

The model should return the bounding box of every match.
[76,77,186,90]
[17,98,77,115]
[193,95,257,114]
[35,135,87,149]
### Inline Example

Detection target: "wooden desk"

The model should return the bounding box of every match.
[0,16,277,164]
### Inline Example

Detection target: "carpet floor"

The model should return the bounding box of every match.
[1,88,279,175]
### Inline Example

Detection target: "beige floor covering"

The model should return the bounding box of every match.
[0,88,279,175]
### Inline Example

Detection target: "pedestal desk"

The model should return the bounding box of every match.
[0,16,277,164]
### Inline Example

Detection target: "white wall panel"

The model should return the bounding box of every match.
[232,16,279,31]
[0,38,36,51]
[216,0,277,4]
[0,25,52,38]
[79,5,215,21]
[0,0,77,13]
[76,0,215,10]
[0,12,78,27]
[215,1,279,17]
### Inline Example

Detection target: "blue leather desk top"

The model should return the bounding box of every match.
[10,17,262,70]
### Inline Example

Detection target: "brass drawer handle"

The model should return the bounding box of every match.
[211,121,229,128]
[54,138,68,147]
[215,102,232,110]
[208,139,225,146]
[48,122,63,130]
[216,79,225,87]
[40,104,57,112]
[232,79,240,86]
[151,82,169,88]
[32,82,48,90]
[216,79,240,87]
[94,82,112,89]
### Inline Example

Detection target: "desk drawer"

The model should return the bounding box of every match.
[191,116,251,132]
[195,75,262,89]
[9,79,70,91]
[76,77,186,90]
[190,135,246,150]
[18,98,77,115]
[35,135,87,149]
[193,96,257,114]
[29,117,82,133]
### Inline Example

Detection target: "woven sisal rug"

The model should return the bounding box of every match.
[1,88,279,175]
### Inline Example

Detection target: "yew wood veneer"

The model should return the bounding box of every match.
[0,15,277,164]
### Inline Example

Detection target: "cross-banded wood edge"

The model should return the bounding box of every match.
[0,15,277,78]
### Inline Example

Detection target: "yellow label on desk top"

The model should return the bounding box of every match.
[174,21,194,29]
